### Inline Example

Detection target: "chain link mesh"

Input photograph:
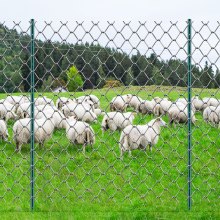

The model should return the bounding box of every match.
[0,21,219,213]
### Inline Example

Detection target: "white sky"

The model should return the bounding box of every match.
[0,0,219,20]
[1,0,220,69]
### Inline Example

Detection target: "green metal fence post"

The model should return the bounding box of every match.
[187,18,192,210]
[30,18,35,211]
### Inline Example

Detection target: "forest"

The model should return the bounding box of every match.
[0,23,220,93]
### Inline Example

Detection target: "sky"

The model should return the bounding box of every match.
[0,0,219,20]
[1,0,219,69]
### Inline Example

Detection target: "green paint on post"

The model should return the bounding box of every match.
[30,19,35,211]
[187,19,192,210]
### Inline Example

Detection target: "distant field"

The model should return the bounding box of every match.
[0,86,219,219]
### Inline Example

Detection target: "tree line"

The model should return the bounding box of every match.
[0,24,220,93]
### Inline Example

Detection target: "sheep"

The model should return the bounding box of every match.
[94,108,102,116]
[168,103,196,126]
[77,95,100,108]
[35,97,55,106]
[0,119,9,141]
[192,96,206,111]
[62,102,97,123]
[36,109,66,129]
[203,106,220,127]
[203,97,220,107]
[176,98,188,106]
[127,95,143,111]
[64,117,95,154]
[5,95,29,106]
[110,94,132,112]
[56,97,76,110]
[13,117,55,151]
[119,117,167,158]
[0,103,18,121]
[101,112,136,134]
[153,100,173,116]
[138,99,157,114]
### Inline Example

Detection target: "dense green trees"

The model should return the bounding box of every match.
[0,24,220,93]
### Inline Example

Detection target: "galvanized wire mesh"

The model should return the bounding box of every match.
[0,21,219,213]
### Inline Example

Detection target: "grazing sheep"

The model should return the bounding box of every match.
[176,98,188,106]
[127,95,143,111]
[77,95,100,108]
[153,100,173,116]
[0,103,18,121]
[138,99,157,114]
[56,97,76,110]
[168,103,196,126]
[101,112,136,133]
[62,102,97,123]
[36,109,66,129]
[35,97,55,106]
[0,119,9,141]
[192,96,206,111]
[110,94,132,112]
[5,95,29,106]
[203,106,220,127]
[64,117,95,154]
[203,97,220,107]
[119,118,167,158]
[13,117,55,151]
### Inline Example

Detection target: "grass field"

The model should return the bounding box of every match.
[0,85,220,219]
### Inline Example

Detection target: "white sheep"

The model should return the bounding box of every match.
[138,99,157,114]
[56,97,76,110]
[101,112,136,133]
[36,109,66,129]
[203,106,220,127]
[153,100,173,116]
[168,103,196,126]
[64,117,95,154]
[203,97,220,107]
[5,95,29,106]
[77,95,100,108]
[35,97,55,106]
[0,119,9,141]
[13,117,55,151]
[110,94,132,112]
[127,95,143,111]
[94,108,102,116]
[119,117,167,158]
[0,103,18,121]
[192,96,206,111]
[62,102,97,123]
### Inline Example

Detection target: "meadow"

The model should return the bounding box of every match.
[0,85,220,219]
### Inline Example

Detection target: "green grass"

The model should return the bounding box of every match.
[0,86,220,219]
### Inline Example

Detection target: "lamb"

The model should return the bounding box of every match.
[101,112,136,133]
[127,95,143,111]
[62,102,97,123]
[119,118,167,158]
[13,117,55,151]
[77,95,100,108]
[64,117,95,154]
[110,94,132,112]
[0,119,9,141]
[168,103,196,126]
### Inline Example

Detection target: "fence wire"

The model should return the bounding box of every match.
[0,21,219,213]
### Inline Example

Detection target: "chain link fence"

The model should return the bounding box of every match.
[0,20,219,213]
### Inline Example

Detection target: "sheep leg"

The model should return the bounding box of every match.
[83,144,86,155]
[128,149,132,157]
[16,142,20,152]
[120,149,124,160]
[149,143,152,152]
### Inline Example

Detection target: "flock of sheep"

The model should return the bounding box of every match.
[0,93,220,158]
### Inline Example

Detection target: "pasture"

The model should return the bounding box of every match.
[0,85,220,219]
